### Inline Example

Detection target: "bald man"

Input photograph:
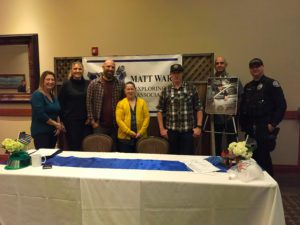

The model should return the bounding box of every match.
[86,59,124,149]
[211,56,243,155]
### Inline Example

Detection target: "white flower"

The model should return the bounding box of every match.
[228,140,253,160]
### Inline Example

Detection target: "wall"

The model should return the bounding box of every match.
[0,45,29,93]
[0,0,299,166]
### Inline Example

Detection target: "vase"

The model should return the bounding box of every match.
[5,151,31,170]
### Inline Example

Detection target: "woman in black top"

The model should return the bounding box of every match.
[58,62,91,150]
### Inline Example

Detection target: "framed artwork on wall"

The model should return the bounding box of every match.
[0,74,25,89]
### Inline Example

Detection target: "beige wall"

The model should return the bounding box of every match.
[0,45,29,93]
[0,0,299,164]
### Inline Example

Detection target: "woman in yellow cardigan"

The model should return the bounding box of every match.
[116,81,150,152]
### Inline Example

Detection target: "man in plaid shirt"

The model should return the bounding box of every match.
[157,64,203,155]
[86,59,124,150]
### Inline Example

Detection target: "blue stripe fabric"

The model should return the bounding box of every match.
[46,156,192,172]
[205,156,227,172]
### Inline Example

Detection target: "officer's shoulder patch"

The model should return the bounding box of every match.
[273,80,280,87]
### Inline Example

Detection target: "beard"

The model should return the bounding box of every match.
[104,71,114,81]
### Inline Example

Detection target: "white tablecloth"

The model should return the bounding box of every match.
[0,149,285,225]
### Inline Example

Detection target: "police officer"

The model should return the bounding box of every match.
[240,58,287,176]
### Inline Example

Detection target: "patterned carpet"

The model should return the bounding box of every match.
[274,173,300,225]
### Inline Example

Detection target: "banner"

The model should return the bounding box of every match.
[83,55,182,114]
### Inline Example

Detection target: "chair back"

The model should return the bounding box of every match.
[136,136,169,154]
[82,134,113,152]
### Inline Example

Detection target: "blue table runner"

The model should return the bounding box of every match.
[205,156,227,172]
[46,155,192,172]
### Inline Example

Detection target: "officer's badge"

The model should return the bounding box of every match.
[273,81,280,87]
[257,83,263,90]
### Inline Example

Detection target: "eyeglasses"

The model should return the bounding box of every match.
[215,62,225,65]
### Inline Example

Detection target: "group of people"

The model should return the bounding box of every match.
[30,56,287,176]
[30,60,149,154]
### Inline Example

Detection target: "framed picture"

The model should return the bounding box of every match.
[205,77,239,115]
[0,74,25,89]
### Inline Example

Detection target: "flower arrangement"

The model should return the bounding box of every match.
[221,138,255,168]
[227,141,253,160]
[1,138,26,153]
[1,132,32,154]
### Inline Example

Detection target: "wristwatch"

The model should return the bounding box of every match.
[196,125,202,129]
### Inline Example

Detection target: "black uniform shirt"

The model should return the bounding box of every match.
[240,75,287,128]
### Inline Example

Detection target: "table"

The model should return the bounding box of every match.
[0,150,285,225]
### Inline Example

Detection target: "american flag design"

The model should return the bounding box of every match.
[18,132,32,145]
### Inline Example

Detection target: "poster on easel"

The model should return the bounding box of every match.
[205,77,239,115]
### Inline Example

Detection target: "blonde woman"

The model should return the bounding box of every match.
[58,62,91,150]
[31,71,64,149]
[116,81,150,152]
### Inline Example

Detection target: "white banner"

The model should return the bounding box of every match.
[83,55,182,114]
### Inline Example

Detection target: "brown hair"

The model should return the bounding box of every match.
[124,81,136,89]
[39,70,56,94]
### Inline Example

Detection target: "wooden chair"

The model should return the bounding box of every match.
[82,134,113,152]
[136,136,169,154]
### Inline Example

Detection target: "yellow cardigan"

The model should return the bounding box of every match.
[116,97,150,140]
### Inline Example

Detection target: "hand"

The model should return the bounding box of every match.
[193,127,202,137]
[54,128,61,136]
[160,128,168,139]
[55,122,63,131]
[91,121,99,129]
[135,133,141,139]
[267,124,275,133]
[85,119,90,125]
[61,123,66,132]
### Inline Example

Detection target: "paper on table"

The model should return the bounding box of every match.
[186,159,220,173]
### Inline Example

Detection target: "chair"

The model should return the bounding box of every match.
[82,134,113,152]
[136,136,169,154]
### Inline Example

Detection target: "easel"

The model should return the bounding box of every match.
[203,114,238,156]
[204,76,240,155]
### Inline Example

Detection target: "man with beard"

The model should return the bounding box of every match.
[86,59,124,150]
[211,56,243,155]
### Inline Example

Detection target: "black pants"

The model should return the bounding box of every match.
[119,139,137,153]
[251,123,276,176]
[214,121,237,156]
[252,140,274,176]
[64,119,92,151]
[168,130,194,155]
[34,133,57,149]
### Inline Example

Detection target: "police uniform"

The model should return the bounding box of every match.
[240,74,287,175]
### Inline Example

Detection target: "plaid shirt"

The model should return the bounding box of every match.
[86,75,124,127]
[157,81,203,132]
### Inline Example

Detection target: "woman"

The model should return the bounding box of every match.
[58,62,91,150]
[31,71,64,149]
[116,81,150,152]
